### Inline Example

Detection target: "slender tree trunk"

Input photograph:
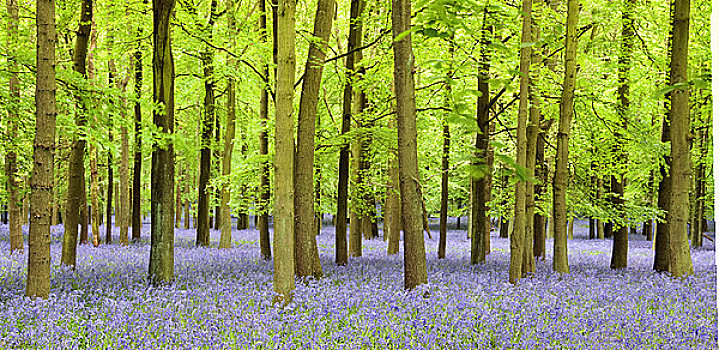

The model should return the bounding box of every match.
[509,0,533,284]
[5,0,22,253]
[522,5,541,275]
[392,0,428,290]
[552,0,578,274]
[184,179,190,230]
[471,11,491,265]
[149,0,176,285]
[610,0,635,270]
[349,120,362,255]
[219,1,238,248]
[386,119,401,255]
[437,39,453,260]
[106,125,114,243]
[666,0,693,277]
[132,12,144,244]
[213,95,221,231]
[80,192,88,244]
[88,24,100,247]
[335,0,364,265]
[294,0,335,277]
[499,173,509,238]
[196,0,218,247]
[533,120,550,258]
[108,31,131,244]
[691,124,706,247]
[119,114,130,243]
[26,0,56,298]
[485,121,494,255]
[257,0,271,260]
[61,0,92,265]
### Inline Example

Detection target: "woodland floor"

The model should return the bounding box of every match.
[0,218,716,349]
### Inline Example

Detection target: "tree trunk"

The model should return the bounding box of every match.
[610,0,635,270]
[335,0,364,266]
[80,192,88,244]
[5,0,22,253]
[509,0,532,284]
[437,39,453,259]
[666,0,693,277]
[256,0,272,260]
[293,0,335,277]
[87,24,100,247]
[392,0,428,290]
[219,1,239,249]
[349,121,362,256]
[272,0,297,306]
[196,0,218,247]
[132,12,144,244]
[471,12,492,265]
[184,178,191,230]
[485,122,494,255]
[386,119,401,255]
[499,173,509,238]
[533,121,550,258]
[522,6,541,275]
[26,0,56,298]
[149,0,176,285]
[552,0,578,274]
[61,0,92,266]
[106,122,114,243]
[175,174,182,229]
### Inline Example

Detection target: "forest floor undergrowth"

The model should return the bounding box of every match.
[0,219,715,349]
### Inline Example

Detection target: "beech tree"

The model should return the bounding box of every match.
[294,0,336,278]
[149,0,176,285]
[666,0,693,277]
[392,0,427,290]
[273,0,297,305]
[553,0,579,274]
[26,0,56,298]
[5,0,22,253]
[60,0,93,267]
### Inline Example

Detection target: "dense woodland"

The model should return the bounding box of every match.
[3,0,713,305]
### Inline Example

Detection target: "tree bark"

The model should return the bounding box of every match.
[149,0,176,285]
[552,0,578,274]
[386,118,401,255]
[61,0,93,266]
[509,0,533,284]
[437,39,453,260]
[392,0,428,290]
[471,12,491,265]
[196,0,218,247]
[88,24,100,247]
[132,8,144,244]
[106,115,114,243]
[522,4,541,275]
[273,0,297,305]
[610,0,635,270]
[257,0,271,260]
[533,120,550,258]
[26,0,56,298]
[218,2,238,249]
[5,0,22,253]
[335,0,364,265]
[294,0,335,277]
[666,0,693,277]
[108,31,131,245]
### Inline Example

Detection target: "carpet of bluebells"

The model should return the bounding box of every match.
[0,218,716,349]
